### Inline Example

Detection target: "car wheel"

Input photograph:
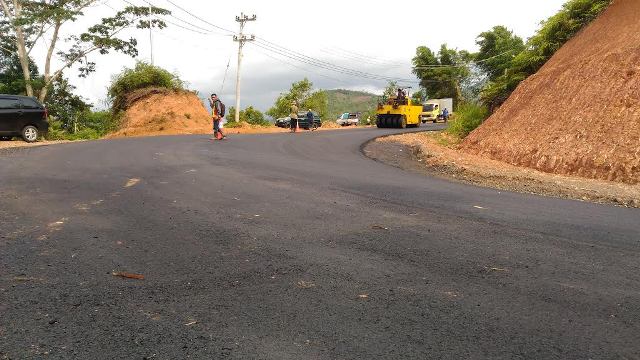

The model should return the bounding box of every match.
[22,125,39,143]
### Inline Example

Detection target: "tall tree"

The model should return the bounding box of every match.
[480,0,611,110]
[0,0,169,101]
[475,26,525,81]
[266,78,328,119]
[412,44,471,106]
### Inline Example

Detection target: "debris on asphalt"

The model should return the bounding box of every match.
[296,280,316,289]
[184,321,197,326]
[357,294,369,299]
[371,225,389,231]
[473,205,486,209]
[112,272,145,280]
[488,267,507,272]
[125,178,141,188]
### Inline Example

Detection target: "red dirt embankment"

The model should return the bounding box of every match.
[462,0,640,184]
[107,89,211,138]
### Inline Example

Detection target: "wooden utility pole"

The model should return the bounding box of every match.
[233,13,256,122]
[149,3,154,64]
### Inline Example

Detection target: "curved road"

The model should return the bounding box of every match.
[1,128,638,359]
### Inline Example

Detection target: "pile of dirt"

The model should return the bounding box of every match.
[462,0,640,184]
[107,89,211,138]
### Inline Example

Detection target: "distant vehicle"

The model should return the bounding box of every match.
[274,112,322,130]
[376,91,422,129]
[0,95,49,142]
[275,117,291,128]
[298,111,322,130]
[420,98,453,123]
[336,112,360,126]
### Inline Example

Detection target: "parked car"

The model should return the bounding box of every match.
[336,112,360,126]
[0,95,48,142]
[297,111,322,129]
[274,112,322,129]
[275,117,291,128]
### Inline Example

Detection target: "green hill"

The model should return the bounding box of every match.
[325,89,379,121]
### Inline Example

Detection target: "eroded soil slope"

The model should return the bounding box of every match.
[462,0,640,184]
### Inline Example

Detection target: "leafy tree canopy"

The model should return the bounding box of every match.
[266,78,328,120]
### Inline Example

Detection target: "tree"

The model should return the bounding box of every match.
[475,26,525,81]
[0,0,169,101]
[266,78,328,120]
[227,106,268,126]
[382,80,398,98]
[480,0,611,110]
[412,44,471,107]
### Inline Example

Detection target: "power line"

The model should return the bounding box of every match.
[252,40,417,85]
[251,46,346,84]
[255,37,416,82]
[163,0,235,34]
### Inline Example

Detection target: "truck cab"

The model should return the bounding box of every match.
[420,103,440,123]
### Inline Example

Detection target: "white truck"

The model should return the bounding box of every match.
[336,112,361,126]
[420,98,453,123]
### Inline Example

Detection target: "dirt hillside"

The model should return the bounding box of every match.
[462,0,640,184]
[107,89,211,138]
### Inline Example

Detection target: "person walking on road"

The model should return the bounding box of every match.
[209,94,226,140]
[306,109,316,131]
[290,101,299,133]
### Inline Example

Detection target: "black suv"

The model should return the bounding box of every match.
[0,95,49,142]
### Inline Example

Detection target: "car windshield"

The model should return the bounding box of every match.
[423,104,436,111]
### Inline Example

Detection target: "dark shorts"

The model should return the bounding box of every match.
[290,118,298,129]
[213,120,221,132]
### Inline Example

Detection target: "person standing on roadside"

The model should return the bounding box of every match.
[306,109,315,131]
[290,101,299,133]
[209,94,226,140]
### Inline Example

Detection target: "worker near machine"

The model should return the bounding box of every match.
[306,109,315,131]
[443,107,450,120]
[209,94,226,140]
[290,101,299,133]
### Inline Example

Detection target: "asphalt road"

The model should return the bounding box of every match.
[1,127,639,359]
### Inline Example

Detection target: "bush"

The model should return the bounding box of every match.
[446,103,489,138]
[108,62,184,112]
[45,110,118,140]
[480,0,611,110]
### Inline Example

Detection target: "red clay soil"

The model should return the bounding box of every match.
[462,0,640,184]
[107,90,211,138]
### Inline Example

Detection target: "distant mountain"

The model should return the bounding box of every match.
[325,89,379,120]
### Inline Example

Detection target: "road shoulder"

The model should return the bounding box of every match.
[363,132,640,208]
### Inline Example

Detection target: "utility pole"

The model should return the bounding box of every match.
[233,12,256,123]
[148,3,154,65]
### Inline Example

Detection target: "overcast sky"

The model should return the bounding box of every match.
[32,0,567,111]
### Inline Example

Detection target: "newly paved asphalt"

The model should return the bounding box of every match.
[1,127,639,359]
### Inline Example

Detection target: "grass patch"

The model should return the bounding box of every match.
[446,103,489,138]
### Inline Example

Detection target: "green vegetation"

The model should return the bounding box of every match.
[445,103,489,138]
[480,0,611,110]
[47,110,117,140]
[108,62,184,112]
[412,45,472,108]
[227,106,270,126]
[1,0,168,101]
[411,0,611,138]
[325,89,378,121]
[266,78,328,120]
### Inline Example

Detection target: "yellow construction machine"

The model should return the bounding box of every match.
[376,90,422,128]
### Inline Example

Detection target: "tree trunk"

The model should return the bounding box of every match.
[1,0,33,96]
[39,20,61,102]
